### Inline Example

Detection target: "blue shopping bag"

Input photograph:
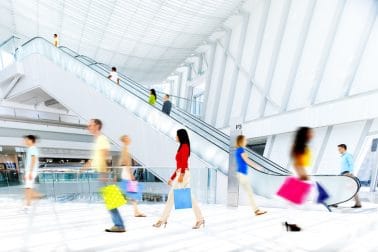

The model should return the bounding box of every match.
[316,182,330,204]
[174,188,192,209]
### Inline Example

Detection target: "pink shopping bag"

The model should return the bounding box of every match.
[276,177,312,205]
[127,180,138,193]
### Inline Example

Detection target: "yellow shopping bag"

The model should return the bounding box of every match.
[100,184,127,210]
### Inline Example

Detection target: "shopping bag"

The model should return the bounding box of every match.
[316,182,330,204]
[127,184,144,201]
[276,177,312,205]
[127,180,138,193]
[118,180,143,201]
[174,188,192,209]
[100,184,127,210]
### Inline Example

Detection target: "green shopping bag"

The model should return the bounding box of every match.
[100,184,127,210]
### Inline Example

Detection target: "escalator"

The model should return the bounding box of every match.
[3,36,360,205]
[57,44,291,176]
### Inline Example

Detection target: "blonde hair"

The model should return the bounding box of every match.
[120,135,129,142]
[235,135,245,147]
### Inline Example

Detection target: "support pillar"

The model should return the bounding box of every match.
[227,117,243,207]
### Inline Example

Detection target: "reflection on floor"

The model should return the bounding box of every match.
[0,198,377,252]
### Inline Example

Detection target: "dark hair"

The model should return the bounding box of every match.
[165,94,170,98]
[54,34,58,37]
[236,135,245,147]
[338,144,347,150]
[24,135,37,143]
[291,127,312,157]
[177,129,190,155]
[92,118,103,130]
[150,89,157,99]
[111,67,117,72]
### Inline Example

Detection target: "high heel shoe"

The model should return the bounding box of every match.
[283,222,301,232]
[254,209,267,216]
[152,220,167,228]
[192,219,205,229]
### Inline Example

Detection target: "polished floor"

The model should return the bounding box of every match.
[0,196,378,252]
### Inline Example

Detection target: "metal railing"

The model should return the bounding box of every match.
[3,166,218,204]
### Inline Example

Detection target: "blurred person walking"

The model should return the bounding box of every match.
[53,34,59,47]
[148,89,157,106]
[331,144,361,208]
[153,129,204,229]
[119,135,146,217]
[108,67,120,85]
[283,127,313,232]
[162,94,172,116]
[23,135,42,212]
[235,135,267,216]
[83,119,126,232]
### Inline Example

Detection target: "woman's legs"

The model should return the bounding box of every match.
[160,188,174,222]
[237,173,258,212]
[191,196,203,221]
[132,200,146,216]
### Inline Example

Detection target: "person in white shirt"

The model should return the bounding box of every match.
[108,67,120,85]
[23,135,41,210]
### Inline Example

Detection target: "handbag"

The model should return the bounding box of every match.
[100,184,127,210]
[173,188,192,209]
[127,184,144,201]
[316,182,330,204]
[276,177,312,205]
[119,180,143,201]
[127,180,138,193]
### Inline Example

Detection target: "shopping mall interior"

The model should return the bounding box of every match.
[0,0,378,251]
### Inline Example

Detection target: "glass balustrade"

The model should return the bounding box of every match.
[0,167,217,204]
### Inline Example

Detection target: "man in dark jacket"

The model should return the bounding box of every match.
[162,94,172,116]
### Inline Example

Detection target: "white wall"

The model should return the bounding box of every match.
[170,0,378,129]
[163,0,378,176]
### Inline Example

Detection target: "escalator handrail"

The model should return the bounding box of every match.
[58,46,227,138]
[57,46,291,175]
[67,55,292,175]
[65,52,291,175]
[16,36,289,176]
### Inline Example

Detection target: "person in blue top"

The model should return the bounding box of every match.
[332,144,362,208]
[235,135,266,216]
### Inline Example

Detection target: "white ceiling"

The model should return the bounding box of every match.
[0,0,244,84]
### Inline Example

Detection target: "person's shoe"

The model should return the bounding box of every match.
[330,204,338,208]
[351,205,362,208]
[153,220,167,228]
[192,219,205,229]
[105,226,126,233]
[134,213,147,217]
[254,209,267,216]
[283,222,301,232]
